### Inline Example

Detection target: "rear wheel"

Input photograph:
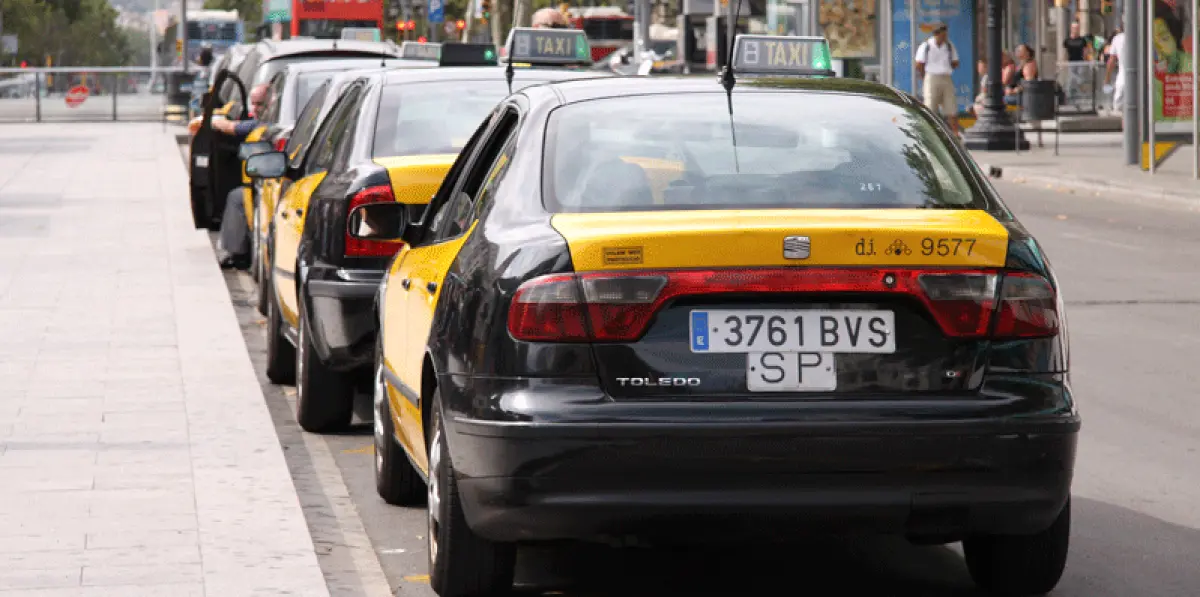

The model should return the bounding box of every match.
[427,393,516,596]
[373,353,424,505]
[264,271,296,385]
[294,305,354,433]
[255,226,271,316]
[963,498,1071,596]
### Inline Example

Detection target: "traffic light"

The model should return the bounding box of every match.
[481,0,490,19]
[1100,0,1114,15]
[418,35,428,42]
[455,19,466,30]
[396,21,403,30]
[407,20,416,30]
[19,61,27,68]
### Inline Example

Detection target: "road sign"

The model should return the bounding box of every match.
[428,0,444,23]
[65,85,89,108]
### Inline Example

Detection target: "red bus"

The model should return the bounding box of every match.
[278,0,384,39]
[567,6,634,61]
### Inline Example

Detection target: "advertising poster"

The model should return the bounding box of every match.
[1150,0,1196,130]
[891,0,975,115]
[818,0,879,58]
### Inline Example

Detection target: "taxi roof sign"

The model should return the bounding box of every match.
[731,35,834,76]
[504,27,592,66]
[438,42,499,67]
[399,41,442,61]
[341,27,381,42]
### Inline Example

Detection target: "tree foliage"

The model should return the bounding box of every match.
[1,0,141,66]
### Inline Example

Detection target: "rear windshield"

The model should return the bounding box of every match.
[372,80,512,158]
[543,93,981,213]
[256,53,390,86]
[295,72,334,113]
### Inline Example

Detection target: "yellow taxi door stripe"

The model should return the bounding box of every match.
[550,209,1010,271]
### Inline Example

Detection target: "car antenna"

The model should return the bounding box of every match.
[720,0,744,172]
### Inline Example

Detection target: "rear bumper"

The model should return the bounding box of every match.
[302,267,382,372]
[443,377,1079,544]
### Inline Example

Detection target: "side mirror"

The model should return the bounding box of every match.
[347,202,409,242]
[245,151,288,179]
[238,141,273,160]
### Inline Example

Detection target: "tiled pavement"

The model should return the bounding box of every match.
[0,124,330,596]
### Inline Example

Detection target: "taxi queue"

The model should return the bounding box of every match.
[191,29,1079,597]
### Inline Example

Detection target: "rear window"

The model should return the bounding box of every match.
[543,93,980,213]
[256,53,389,86]
[372,81,512,158]
[295,72,334,113]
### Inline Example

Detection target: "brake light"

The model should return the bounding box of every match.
[507,268,1060,343]
[344,184,402,258]
[993,272,1060,337]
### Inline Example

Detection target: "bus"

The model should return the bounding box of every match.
[163,9,246,66]
[567,6,634,61]
[260,0,384,40]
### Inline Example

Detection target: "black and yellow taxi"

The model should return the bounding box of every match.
[245,41,609,434]
[352,32,1079,597]
[189,38,405,230]
[247,58,437,313]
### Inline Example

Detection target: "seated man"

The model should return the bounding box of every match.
[213,83,269,269]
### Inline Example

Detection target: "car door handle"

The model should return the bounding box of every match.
[400,278,411,290]
[426,281,438,293]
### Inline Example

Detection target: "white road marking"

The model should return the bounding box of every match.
[1059,231,1145,252]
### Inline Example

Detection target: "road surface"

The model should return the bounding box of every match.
[219,178,1200,596]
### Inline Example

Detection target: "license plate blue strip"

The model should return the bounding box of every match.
[691,311,709,352]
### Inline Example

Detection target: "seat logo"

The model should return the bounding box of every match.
[784,236,811,259]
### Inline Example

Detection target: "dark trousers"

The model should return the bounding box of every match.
[218,187,251,259]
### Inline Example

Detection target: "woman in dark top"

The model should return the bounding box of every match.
[1004,44,1039,105]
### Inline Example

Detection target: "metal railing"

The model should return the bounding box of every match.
[0,66,190,123]
[1056,60,1116,115]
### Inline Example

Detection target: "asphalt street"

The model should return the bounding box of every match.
[219,178,1200,596]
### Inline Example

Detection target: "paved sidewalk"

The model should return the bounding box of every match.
[0,124,330,596]
[970,132,1200,205]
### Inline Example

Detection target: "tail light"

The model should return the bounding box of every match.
[274,136,288,152]
[508,269,1060,343]
[344,184,402,258]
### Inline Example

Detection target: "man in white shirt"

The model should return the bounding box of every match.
[915,22,961,134]
[1106,27,1126,112]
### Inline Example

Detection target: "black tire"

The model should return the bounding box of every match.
[427,393,516,597]
[964,498,1071,596]
[250,204,261,284]
[294,305,354,433]
[373,350,424,505]
[190,186,210,229]
[265,271,296,385]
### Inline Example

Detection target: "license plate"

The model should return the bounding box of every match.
[690,309,895,354]
[747,352,837,392]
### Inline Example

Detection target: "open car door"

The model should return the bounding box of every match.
[189,68,248,230]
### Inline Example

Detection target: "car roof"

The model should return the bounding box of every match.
[379,65,612,86]
[284,58,433,79]
[253,39,401,61]
[530,75,911,107]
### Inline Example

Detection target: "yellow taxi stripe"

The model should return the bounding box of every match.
[550,209,1010,271]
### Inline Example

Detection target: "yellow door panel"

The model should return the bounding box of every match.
[393,222,478,456]
[242,186,255,229]
[272,172,325,326]
[550,209,1010,271]
[381,245,423,464]
[373,155,457,204]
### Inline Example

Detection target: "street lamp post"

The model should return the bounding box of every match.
[963,0,1029,151]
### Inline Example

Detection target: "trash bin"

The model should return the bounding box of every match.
[1021,80,1057,121]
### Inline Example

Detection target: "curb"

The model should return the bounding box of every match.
[980,163,1200,207]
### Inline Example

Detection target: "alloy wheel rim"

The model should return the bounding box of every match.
[427,418,442,564]
[372,365,386,474]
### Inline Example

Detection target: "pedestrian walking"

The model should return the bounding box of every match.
[1106,25,1126,114]
[914,22,961,134]
[1004,43,1039,106]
